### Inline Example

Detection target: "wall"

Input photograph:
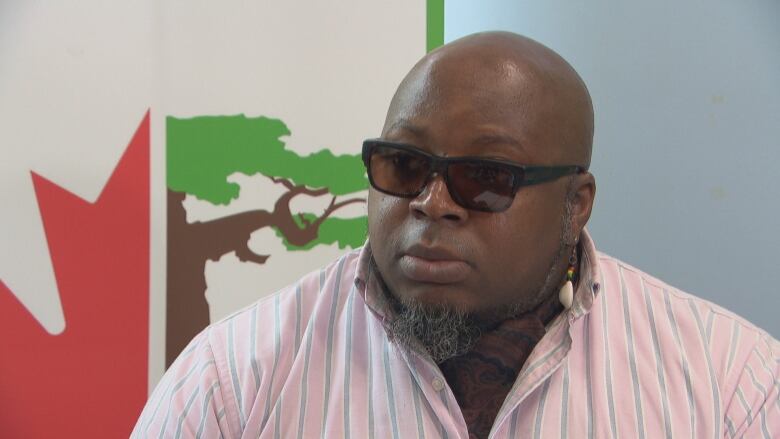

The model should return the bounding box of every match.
[445,0,780,336]
[0,2,431,436]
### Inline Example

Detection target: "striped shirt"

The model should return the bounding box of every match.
[132,231,780,438]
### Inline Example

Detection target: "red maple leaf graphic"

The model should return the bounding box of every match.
[0,112,150,438]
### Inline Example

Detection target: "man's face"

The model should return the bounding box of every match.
[368,55,577,319]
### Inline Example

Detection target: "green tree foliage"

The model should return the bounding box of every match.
[274,215,368,251]
[167,114,368,204]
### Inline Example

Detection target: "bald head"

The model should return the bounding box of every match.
[383,31,594,168]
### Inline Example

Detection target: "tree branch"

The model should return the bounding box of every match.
[234,242,270,265]
[298,212,312,227]
[329,197,366,212]
[268,176,294,190]
[307,196,366,229]
[268,176,329,197]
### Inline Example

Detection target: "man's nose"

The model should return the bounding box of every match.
[408,175,469,223]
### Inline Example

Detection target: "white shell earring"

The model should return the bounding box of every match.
[559,280,574,309]
[559,245,578,309]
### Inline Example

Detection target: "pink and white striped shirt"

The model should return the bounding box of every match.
[132,231,779,438]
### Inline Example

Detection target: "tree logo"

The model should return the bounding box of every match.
[165,114,368,365]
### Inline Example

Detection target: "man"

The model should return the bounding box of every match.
[133,32,778,438]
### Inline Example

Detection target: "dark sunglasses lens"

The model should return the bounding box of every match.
[449,162,516,212]
[369,146,430,196]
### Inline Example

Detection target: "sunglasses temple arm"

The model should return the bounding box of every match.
[521,166,582,185]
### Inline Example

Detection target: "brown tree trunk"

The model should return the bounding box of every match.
[166,190,211,367]
[165,180,364,367]
[166,189,279,366]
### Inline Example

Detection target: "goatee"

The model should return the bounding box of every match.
[372,192,576,363]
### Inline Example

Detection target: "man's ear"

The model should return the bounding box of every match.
[570,172,596,240]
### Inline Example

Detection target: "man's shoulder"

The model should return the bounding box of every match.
[140,248,366,437]
[203,246,364,354]
[590,253,779,439]
[594,250,778,365]
[597,251,765,330]
[593,250,779,418]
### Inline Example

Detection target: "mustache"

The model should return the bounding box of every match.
[394,225,474,259]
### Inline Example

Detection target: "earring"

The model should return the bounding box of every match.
[558,246,577,309]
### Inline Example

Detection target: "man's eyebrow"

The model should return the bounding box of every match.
[470,134,526,153]
[384,122,526,154]
[384,119,426,138]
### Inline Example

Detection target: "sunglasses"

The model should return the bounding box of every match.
[362,139,584,213]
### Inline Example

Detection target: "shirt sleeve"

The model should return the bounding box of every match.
[130,329,234,439]
[723,333,780,438]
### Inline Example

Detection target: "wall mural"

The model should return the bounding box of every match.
[165,115,368,365]
[0,1,440,436]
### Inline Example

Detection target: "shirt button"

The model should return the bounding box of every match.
[432,377,445,392]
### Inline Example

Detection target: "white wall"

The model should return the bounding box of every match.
[445,0,780,336]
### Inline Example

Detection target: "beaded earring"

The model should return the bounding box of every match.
[558,246,578,309]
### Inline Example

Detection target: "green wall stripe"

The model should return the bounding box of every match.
[426,0,444,52]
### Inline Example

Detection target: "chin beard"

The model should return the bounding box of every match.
[375,270,556,364]
[382,290,483,363]
[371,193,576,364]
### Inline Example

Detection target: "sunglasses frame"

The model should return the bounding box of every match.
[362,139,585,212]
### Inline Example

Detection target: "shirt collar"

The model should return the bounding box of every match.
[568,228,602,320]
[353,243,393,320]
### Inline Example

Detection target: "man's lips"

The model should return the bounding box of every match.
[398,246,471,284]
